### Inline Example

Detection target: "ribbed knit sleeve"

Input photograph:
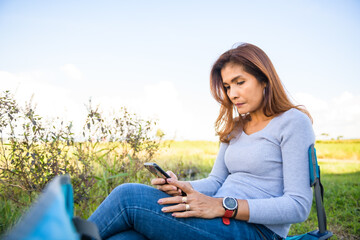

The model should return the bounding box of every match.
[247,110,314,225]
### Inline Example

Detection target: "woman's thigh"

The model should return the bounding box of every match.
[89,183,265,240]
[107,230,149,240]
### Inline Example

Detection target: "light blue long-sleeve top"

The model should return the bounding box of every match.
[189,108,314,238]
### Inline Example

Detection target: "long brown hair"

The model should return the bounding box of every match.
[210,43,311,143]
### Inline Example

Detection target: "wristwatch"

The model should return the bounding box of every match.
[222,197,238,225]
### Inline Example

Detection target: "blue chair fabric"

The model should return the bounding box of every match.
[2,175,100,240]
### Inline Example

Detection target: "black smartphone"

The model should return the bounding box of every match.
[144,162,187,196]
[144,162,171,179]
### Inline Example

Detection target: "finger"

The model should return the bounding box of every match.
[172,211,196,218]
[156,187,180,196]
[151,178,167,185]
[157,184,178,192]
[161,204,187,213]
[167,179,194,194]
[165,190,182,196]
[158,196,182,205]
[167,171,178,180]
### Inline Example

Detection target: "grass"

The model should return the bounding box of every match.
[1,140,359,239]
[155,140,218,179]
[0,191,35,235]
[315,139,360,160]
[288,160,360,239]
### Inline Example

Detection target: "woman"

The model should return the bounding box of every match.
[88,43,314,240]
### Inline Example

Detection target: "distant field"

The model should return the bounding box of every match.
[315,139,360,160]
[156,139,360,163]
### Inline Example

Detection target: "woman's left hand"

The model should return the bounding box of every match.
[157,178,224,219]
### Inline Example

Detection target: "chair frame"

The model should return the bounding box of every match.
[307,144,333,239]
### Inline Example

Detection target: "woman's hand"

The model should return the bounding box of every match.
[157,178,225,219]
[151,171,183,196]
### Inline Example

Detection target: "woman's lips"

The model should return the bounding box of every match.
[235,103,245,107]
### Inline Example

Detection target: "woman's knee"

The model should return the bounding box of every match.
[110,183,157,200]
[106,183,166,215]
[112,183,146,193]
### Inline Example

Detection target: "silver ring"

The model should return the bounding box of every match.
[182,196,187,203]
[185,204,190,211]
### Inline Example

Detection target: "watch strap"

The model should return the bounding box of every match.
[222,210,234,225]
[224,210,234,218]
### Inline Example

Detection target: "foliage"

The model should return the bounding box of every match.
[0,91,163,232]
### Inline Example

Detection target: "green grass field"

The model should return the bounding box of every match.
[315,139,360,160]
[289,160,360,239]
[1,140,359,239]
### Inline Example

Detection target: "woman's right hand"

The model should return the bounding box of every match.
[151,171,183,196]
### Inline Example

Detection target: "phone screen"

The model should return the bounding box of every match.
[144,162,171,179]
[144,163,187,196]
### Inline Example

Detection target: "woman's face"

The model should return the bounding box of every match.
[221,63,266,115]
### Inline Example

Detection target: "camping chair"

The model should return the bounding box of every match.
[286,144,333,240]
[2,174,101,240]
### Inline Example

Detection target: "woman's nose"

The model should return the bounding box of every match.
[229,87,239,100]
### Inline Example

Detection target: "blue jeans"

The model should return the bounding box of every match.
[88,183,282,240]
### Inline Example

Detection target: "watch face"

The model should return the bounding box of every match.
[223,197,237,210]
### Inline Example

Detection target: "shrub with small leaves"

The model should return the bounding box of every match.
[0,91,164,227]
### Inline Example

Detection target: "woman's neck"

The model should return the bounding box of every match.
[247,110,270,125]
[243,112,273,135]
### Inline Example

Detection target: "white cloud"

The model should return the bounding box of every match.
[60,64,83,81]
[0,70,49,104]
[90,81,187,140]
[86,81,219,141]
[294,91,360,139]
[0,70,88,134]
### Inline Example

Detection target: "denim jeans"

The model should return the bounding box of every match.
[88,183,282,240]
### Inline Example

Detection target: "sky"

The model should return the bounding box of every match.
[0,0,359,141]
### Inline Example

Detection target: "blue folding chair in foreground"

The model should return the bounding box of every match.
[286,144,333,240]
[3,174,101,240]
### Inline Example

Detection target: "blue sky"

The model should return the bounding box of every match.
[1,0,359,140]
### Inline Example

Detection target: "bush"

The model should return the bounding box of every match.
[0,91,164,232]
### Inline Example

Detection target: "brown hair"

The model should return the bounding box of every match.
[210,43,312,143]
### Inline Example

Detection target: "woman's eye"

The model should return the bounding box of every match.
[224,86,230,90]
[237,81,245,85]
